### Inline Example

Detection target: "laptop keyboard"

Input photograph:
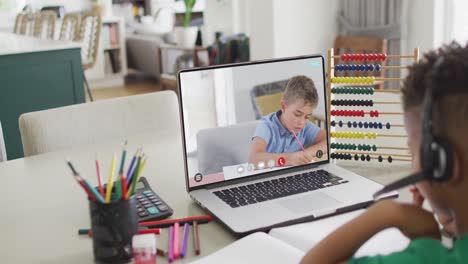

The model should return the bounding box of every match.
[213,169,349,208]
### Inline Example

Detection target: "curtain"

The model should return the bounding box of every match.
[338,0,408,89]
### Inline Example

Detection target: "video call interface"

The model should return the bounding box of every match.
[179,57,328,188]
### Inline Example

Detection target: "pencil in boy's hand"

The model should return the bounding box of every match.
[95,154,105,198]
[105,153,117,203]
[291,130,306,152]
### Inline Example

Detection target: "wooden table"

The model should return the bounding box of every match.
[0,130,413,263]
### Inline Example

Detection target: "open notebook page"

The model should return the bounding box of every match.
[190,232,304,264]
[269,209,410,258]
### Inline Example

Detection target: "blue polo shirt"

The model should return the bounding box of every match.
[253,110,320,153]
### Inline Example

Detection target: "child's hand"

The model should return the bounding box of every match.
[287,151,313,166]
[410,187,456,237]
[394,203,441,240]
[367,200,440,240]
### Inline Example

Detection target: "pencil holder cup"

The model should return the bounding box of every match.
[89,196,138,263]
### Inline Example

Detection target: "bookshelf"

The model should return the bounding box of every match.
[85,16,128,89]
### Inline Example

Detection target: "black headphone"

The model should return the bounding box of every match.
[373,57,453,198]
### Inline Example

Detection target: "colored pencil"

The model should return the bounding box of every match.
[120,171,127,200]
[85,228,161,237]
[114,142,127,201]
[74,175,97,202]
[81,177,106,203]
[126,149,140,186]
[193,221,200,255]
[105,153,117,203]
[95,155,105,198]
[173,222,180,258]
[139,215,213,228]
[168,226,174,263]
[181,223,190,257]
[127,153,142,197]
[67,160,104,203]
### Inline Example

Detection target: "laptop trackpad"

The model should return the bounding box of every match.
[279,192,340,215]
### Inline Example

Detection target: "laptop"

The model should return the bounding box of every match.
[177,55,396,236]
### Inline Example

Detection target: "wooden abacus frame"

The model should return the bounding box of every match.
[327,48,419,162]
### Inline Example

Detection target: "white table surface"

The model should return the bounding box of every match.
[0,32,80,56]
[0,131,413,263]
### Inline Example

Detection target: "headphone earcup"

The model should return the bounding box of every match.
[429,137,453,182]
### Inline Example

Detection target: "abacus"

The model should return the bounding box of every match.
[327,48,420,163]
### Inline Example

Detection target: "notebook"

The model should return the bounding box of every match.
[191,209,410,264]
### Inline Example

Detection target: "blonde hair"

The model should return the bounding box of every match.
[282,75,318,106]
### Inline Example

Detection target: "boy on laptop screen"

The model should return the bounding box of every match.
[180,58,327,188]
[249,75,327,167]
[179,55,391,235]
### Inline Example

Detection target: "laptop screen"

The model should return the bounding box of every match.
[178,55,329,189]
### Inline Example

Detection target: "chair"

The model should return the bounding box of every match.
[59,13,81,41]
[333,35,387,90]
[76,12,102,102]
[15,12,35,35]
[250,79,289,119]
[19,91,179,157]
[13,13,27,34]
[196,121,259,175]
[250,80,325,127]
[0,121,6,162]
[33,11,56,40]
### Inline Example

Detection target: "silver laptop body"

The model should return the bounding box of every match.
[177,55,394,236]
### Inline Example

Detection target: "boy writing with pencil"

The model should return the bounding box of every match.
[248,75,327,167]
[300,43,468,263]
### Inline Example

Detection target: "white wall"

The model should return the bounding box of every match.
[242,0,275,60]
[204,0,234,36]
[272,0,340,58]
[406,0,436,55]
[216,0,339,60]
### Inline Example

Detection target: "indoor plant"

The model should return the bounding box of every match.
[174,0,198,48]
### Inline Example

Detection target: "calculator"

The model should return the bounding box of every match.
[134,177,173,222]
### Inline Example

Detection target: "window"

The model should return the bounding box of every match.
[446,0,468,44]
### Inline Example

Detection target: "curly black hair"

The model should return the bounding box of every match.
[402,42,468,138]
[402,42,468,110]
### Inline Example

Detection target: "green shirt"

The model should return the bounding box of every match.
[349,235,468,264]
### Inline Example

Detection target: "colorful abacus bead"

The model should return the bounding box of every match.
[372,145,377,151]
[388,156,393,163]
[366,155,371,162]
[378,155,383,162]
[386,123,391,129]
[375,64,382,72]
[331,120,336,127]
[354,154,359,161]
